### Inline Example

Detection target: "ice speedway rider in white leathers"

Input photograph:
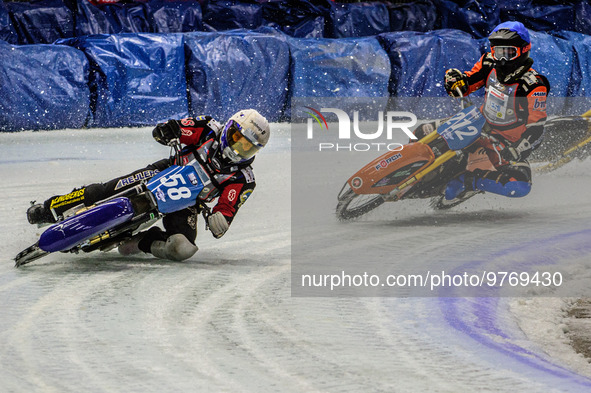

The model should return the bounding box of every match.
[416,21,550,204]
[26,109,270,261]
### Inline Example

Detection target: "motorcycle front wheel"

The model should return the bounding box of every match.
[335,185,385,221]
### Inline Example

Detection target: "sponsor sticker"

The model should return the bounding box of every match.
[181,118,196,126]
[241,168,255,183]
[533,97,547,111]
[351,177,363,189]
[156,189,166,203]
[228,189,237,202]
[188,172,199,185]
[115,170,158,190]
[375,153,402,171]
[238,189,253,208]
[49,188,86,209]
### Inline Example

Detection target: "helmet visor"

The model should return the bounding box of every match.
[225,120,260,161]
[492,46,519,61]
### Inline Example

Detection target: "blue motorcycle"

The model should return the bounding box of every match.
[15,140,213,267]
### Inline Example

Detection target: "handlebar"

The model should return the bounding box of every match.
[454,86,473,110]
[168,138,182,164]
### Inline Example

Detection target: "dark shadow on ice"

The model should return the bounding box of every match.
[14,252,261,273]
[366,210,530,228]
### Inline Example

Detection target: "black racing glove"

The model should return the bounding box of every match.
[152,120,181,145]
[444,68,468,97]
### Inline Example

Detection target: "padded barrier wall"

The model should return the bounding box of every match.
[58,33,189,128]
[184,29,289,122]
[0,27,590,131]
[0,0,17,43]
[0,41,90,131]
[3,0,591,44]
[5,0,74,44]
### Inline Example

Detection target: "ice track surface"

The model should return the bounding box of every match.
[2,127,591,392]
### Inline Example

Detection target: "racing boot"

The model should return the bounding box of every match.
[118,232,146,256]
[26,202,55,225]
[150,234,198,262]
[444,174,471,201]
[443,167,532,204]
[432,173,482,210]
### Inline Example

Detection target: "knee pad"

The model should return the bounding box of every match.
[150,234,198,261]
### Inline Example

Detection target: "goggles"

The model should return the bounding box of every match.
[491,44,531,61]
[224,120,260,161]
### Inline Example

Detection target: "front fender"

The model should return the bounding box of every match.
[347,143,435,195]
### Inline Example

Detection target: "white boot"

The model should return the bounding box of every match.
[150,234,198,261]
[118,232,145,256]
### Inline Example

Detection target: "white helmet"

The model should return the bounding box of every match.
[220,109,270,164]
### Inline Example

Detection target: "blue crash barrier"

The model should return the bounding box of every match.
[6,0,74,45]
[75,0,150,36]
[528,30,573,116]
[288,36,390,97]
[145,0,203,33]
[575,1,591,36]
[0,41,89,131]
[389,0,438,33]
[286,36,391,119]
[549,31,591,116]
[3,0,591,44]
[379,30,483,98]
[0,0,17,44]
[261,0,331,38]
[202,0,263,32]
[435,0,500,39]
[58,33,189,128]
[184,29,290,122]
[498,0,576,33]
[328,2,390,38]
[1,26,591,131]
[554,31,591,97]
[379,30,484,117]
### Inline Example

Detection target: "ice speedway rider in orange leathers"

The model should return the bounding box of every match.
[26,109,270,261]
[422,21,550,204]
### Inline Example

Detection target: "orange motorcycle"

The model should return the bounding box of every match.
[336,103,490,220]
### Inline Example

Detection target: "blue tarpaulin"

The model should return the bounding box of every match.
[0,41,89,131]
[554,31,591,97]
[184,29,290,122]
[379,30,483,97]
[546,30,590,115]
[529,30,573,100]
[498,0,576,33]
[261,0,331,38]
[435,0,500,39]
[0,0,17,44]
[58,33,189,128]
[575,1,591,35]
[379,30,484,117]
[389,0,438,33]
[287,36,391,119]
[328,2,390,38]
[145,0,203,33]
[202,0,263,32]
[6,0,74,44]
[75,0,150,36]
[288,36,390,97]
